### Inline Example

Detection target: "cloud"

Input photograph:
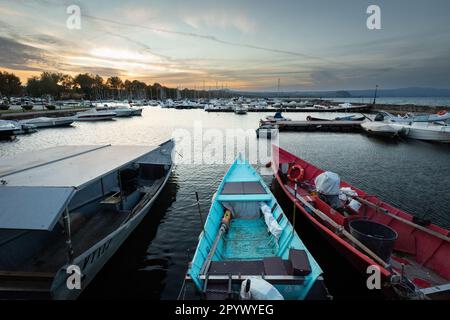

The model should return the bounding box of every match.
[83,14,321,61]
[183,10,256,33]
[0,36,48,71]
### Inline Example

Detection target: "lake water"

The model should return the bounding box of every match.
[1,107,449,299]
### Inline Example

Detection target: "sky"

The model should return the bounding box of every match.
[0,0,449,91]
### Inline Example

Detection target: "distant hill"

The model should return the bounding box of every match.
[230,87,450,98]
[230,90,351,98]
[348,87,450,97]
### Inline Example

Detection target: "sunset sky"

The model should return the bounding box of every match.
[0,0,449,91]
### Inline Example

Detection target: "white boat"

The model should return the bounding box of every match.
[398,122,450,143]
[130,108,143,116]
[75,108,116,121]
[0,140,174,299]
[20,116,74,128]
[0,120,19,140]
[234,104,248,115]
[97,104,134,117]
[110,108,134,117]
[375,111,450,124]
[360,121,402,138]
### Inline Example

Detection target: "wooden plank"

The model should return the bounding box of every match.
[352,196,450,243]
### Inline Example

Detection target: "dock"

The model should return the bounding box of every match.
[261,120,364,132]
[205,105,373,113]
[0,108,89,120]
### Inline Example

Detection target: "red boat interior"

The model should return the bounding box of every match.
[273,146,450,293]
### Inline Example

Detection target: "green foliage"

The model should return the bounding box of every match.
[45,104,56,110]
[2,69,214,100]
[0,71,22,97]
[0,104,10,110]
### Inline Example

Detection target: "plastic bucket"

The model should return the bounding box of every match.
[349,219,398,262]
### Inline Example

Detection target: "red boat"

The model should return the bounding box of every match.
[271,145,450,299]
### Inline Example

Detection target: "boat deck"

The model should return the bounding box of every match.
[222,218,276,260]
[21,209,128,273]
[391,254,448,288]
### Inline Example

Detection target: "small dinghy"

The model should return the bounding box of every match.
[20,116,75,128]
[272,145,450,300]
[186,155,327,300]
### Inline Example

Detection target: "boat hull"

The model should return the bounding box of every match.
[271,145,450,299]
[75,115,115,121]
[187,156,326,300]
[400,125,450,142]
[50,161,173,299]
[22,119,74,128]
[361,122,401,138]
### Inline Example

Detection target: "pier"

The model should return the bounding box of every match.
[0,108,89,120]
[261,120,365,132]
[205,105,373,113]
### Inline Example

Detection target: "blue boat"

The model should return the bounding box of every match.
[186,155,327,300]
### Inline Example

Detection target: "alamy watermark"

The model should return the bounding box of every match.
[367,5,381,30]
[366,265,381,290]
[172,121,279,175]
[66,5,81,30]
[66,264,81,290]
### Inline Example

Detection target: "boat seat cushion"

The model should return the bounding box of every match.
[263,257,290,275]
[221,182,266,195]
[209,260,265,275]
[289,249,312,276]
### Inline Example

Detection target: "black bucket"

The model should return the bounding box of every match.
[349,220,398,262]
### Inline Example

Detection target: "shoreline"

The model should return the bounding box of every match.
[1,102,449,120]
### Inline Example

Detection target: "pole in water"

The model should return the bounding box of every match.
[372,85,378,105]
[195,192,205,229]
[292,182,298,230]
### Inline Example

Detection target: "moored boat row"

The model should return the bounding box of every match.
[361,111,450,142]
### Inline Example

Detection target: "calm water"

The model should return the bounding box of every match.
[1,108,449,299]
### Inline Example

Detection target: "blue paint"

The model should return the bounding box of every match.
[188,155,323,300]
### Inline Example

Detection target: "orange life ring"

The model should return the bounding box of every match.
[437,110,447,116]
[287,164,304,182]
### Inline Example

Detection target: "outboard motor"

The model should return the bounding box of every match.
[315,171,342,209]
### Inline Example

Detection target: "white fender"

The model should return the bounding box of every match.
[240,278,284,300]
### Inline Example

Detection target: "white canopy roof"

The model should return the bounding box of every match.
[0,141,173,230]
[0,145,158,188]
[0,186,74,230]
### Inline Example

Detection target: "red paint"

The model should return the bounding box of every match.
[272,145,450,291]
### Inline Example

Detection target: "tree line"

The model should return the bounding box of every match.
[0,70,232,101]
